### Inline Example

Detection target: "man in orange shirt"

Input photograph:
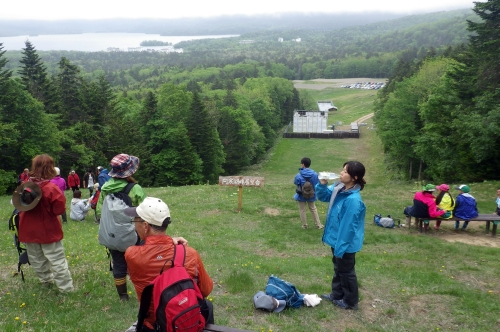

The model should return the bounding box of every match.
[125,197,214,331]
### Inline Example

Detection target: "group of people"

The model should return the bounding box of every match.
[14,153,214,331]
[404,183,479,230]
[293,158,367,310]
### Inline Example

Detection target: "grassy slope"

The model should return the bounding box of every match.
[1,87,499,331]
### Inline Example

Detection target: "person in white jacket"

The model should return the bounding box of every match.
[70,190,90,221]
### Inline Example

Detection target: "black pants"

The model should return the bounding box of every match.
[330,249,358,307]
[109,249,128,279]
[140,298,214,331]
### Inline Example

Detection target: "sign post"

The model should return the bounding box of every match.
[218,176,264,211]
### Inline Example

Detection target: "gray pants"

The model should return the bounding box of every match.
[26,241,74,292]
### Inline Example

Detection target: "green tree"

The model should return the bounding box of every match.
[56,57,84,126]
[186,92,225,183]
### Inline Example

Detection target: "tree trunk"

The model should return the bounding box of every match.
[418,160,423,181]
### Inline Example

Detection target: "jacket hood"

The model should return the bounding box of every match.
[71,198,84,205]
[101,177,129,195]
[299,168,316,178]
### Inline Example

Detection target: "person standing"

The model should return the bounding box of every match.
[15,154,73,292]
[293,157,324,229]
[96,154,146,301]
[50,167,68,223]
[454,184,478,230]
[125,197,214,331]
[19,168,30,184]
[83,169,95,196]
[67,170,80,192]
[316,161,366,310]
[96,166,111,190]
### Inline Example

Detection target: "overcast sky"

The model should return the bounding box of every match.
[1,0,476,20]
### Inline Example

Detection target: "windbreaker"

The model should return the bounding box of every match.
[293,167,319,202]
[70,198,90,221]
[18,179,66,244]
[404,191,445,218]
[315,182,366,258]
[126,235,213,330]
[96,177,146,215]
[454,193,478,220]
[437,192,455,219]
[68,173,80,187]
[50,175,67,193]
[97,169,111,189]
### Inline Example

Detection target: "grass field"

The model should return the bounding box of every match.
[1,86,500,332]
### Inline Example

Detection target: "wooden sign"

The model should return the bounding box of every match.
[218,176,264,187]
[219,176,265,211]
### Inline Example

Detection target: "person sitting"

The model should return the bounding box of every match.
[69,190,90,221]
[125,197,214,331]
[433,184,455,230]
[454,184,478,230]
[403,184,445,231]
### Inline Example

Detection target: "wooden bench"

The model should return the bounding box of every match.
[407,214,500,237]
[126,323,253,332]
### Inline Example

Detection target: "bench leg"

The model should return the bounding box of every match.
[486,221,490,234]
[492,224,497,237]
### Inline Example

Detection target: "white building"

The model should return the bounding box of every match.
[317,100,338,112]
[293,111,328,133]
[278,37,283,42]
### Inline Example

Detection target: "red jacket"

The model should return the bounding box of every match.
[68,173,80,187]
[126,235,213,330]
[20,172,30,182]
[18,180,66,244]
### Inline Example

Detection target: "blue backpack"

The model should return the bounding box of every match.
[265,275,304,309]
[374,214,398,228]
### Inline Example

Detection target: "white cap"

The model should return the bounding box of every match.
[54,167,60,175]
[125,197,170,227]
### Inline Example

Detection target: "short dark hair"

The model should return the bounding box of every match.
[73,190,82,198]
[343,161,366,191]
[148,217,171,232]
[301,157,311,168]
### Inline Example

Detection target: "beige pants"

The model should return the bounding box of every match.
[26,241,74,292]
[298,201,323,227]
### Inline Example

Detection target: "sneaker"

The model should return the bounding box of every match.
[433,225,440,230]
[321,293,335,302]
[317,225,324,229]
[333,299,358,310]
[302,225,308,229]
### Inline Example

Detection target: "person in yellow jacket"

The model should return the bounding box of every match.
[434,183,455,230]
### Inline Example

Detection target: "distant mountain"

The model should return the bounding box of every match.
[0,12,447,37]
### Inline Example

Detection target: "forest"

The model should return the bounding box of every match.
[0,4,499,194]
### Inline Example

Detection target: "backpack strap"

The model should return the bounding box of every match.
[136,284,154,332]
[122,182,136,195]
[173,244,186,268]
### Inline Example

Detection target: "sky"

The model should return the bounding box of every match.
[1,0,477,20]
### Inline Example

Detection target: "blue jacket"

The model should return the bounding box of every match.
[97,169,111,190]
[454,193,478,220]
[316,182,366,258]
[293,168,319,202]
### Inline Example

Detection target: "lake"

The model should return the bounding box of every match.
[0,33,238,52]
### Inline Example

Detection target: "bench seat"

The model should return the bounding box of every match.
[408,214,500,236]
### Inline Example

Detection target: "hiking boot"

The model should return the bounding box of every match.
[317,225,324,230]
[302,225,308,229]
[333,299,358,310]
[321,293,336,302]
[116,284,129,301]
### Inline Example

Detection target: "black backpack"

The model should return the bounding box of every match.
[297,177,315,199]
[8,209,30,281]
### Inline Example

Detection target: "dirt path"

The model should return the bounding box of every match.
[411,223,500,248]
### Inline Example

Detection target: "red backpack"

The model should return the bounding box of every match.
[136,244,206,332]
[90,190,100,210]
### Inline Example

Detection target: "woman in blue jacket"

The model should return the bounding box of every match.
[316,161,366,310]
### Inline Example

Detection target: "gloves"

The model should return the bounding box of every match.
[303,294,322,307]
[442,211,451,218]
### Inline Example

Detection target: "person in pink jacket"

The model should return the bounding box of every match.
[50,167,68,223]
[403,184,446,231]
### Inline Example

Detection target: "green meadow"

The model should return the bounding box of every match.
[1,86,499,332]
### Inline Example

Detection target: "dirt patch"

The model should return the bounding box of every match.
[263,208,280,216]
[206,209,221,216]
[430,223,500,248]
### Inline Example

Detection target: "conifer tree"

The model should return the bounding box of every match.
[18,41,59,114]
[186,92,225,183]
[56,57,83,126]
